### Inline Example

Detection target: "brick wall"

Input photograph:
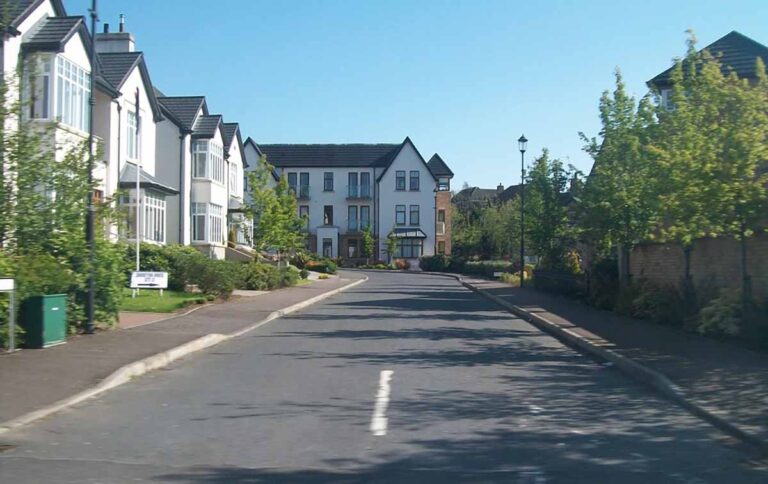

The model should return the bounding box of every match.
[435,191,452,255]
[630,234,768,298]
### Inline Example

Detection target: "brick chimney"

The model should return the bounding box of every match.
[95,14,135,53]
[496,183,504,193]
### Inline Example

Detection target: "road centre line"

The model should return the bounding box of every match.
[370,370,394,436]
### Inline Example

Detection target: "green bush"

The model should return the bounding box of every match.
[499,272,521,286]
[587,258,619,309]
[236,262,302,290]
[299,269,309,279]
[306,259,337,274]
[419,255,452,272]
[463,260,514,278]
[697,288,742,336]
[290,252,311,269]
[280,266,300,287]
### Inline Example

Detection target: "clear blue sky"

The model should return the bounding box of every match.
[66,0,767,189]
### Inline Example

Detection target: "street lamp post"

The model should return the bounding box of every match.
[518,135,527,288]
[85,0,98,334]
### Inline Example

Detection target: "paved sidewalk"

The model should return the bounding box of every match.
[0,273,362,425]
[460,276,768,444]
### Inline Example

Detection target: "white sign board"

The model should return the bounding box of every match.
[0,278,14,291]
[493,272,504,277]
[131,271,168,289]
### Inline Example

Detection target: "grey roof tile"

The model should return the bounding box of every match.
[649,31,768,87]
[192,114,222,138]
[21,15,82,51]
[157,96,206,131]
[427,153,453,177]
[119,162,178,194]
[221,122,238,148]
[97,51,141,89]
[259,143,400,168]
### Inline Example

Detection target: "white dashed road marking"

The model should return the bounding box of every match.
[370,370,394,436]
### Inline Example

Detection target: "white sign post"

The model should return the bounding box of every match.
[130,271,168,297]
[0,278,15,352]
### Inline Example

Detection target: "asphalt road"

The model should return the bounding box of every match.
[0,271,764,483]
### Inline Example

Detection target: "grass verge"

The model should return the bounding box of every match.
[120,288,207,313]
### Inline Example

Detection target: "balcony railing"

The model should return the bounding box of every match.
[436,221,446,235]
[290,185,311,199]
[346,185,372,199]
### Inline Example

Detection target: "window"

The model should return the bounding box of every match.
[193,140,208,178]
[229,162,239,194]
[322,238,333,258]
[143,191,166,243]
[348,206,358,231]
[395,204,406,225]
[26,54,51,119]
[661,89,674,110]
[348,172,358,197]
[348,239,359,258]
[409,171,420,191]
[299,172,310,198]
[287,172,298,193]
[210,203,224,243]
[438,241,446,254]
[395,238,423,258]
[191,203,207,242]
[299,205,310,230]
[55,55,90,132]
[191,202,223,243]
[193,141,224,183]
[360,205,370,230]
[396,170,406,190]
[438,177,450,191]
[127,111,139,160]
[409,205,420,225]
[360,172,371,198]
[210,143,224,184]
[324,172,334,191]
[438,209,446,222]
[323,205,334,225]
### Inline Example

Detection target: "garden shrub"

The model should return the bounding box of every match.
[697,288,742,336]
[463,260,514,278]
[394,259,411,270]
[499,272,521,286]
[419,255,451,272]
[290,252,311,269]
[305,259,337,274]
[194,259,237,298]
[299,269,309,280]
[587,258,619,310]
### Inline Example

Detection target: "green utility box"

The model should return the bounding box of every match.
[20,294,67,348]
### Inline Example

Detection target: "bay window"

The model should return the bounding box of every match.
[24,54,90,132]
[395,238,423,258]
[119,190,166,244]
[191,202,224,244]
[192,140,225,184]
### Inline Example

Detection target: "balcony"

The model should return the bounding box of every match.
[290,185,311,200]
[346,185,372,200]
[436,221,446,236]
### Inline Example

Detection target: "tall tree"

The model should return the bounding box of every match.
[579,70,660,284]
[525,149,576,270]
[245,156,306,259]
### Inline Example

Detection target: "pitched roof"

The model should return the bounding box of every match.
[221,122,238,148]
[498,184,523,203]
[649,31,768,87]
[259,143,400,168]
[21,15,84,52]
[157,96,206,131]
[427,153,453,177]
[118,162,178,195]
[191,114,222,139]
[453,186,499,204]
[96,52,163,121]
[1,0,66,32]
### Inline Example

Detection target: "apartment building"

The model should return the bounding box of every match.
[251,137,453,266]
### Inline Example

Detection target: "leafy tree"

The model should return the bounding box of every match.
[653,33,768,299]
[524,149,577,270]
[245,156,306,260]
[361,225,375,261]
[579,69,660,283]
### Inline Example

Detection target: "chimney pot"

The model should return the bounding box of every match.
[119,14,125,32]
[497,183,504,192]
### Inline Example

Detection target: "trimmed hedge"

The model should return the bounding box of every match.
[420,255,516,278]
[305,259,337,274]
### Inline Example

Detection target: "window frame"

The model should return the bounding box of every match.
[395,170,406,191]
[126,110,139,160]
[395,204,406,225]
[360,205,370,230]
[324,172,334,191]
[323,205,334,225]
[409,204,420,226]
[348,205,358,232]
[409,170,420,191]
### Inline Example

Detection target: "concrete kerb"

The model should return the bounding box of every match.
[424,271,768,453]
[0,276,367,435]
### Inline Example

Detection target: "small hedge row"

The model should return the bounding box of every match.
[419,255,517,277]
[290,252,338,274]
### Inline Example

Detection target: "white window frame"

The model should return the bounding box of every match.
[126,110,139,160]
[210,203,224,244]
[54,55,90,132]
[191,202,208,242]
[192,140,225,184]
[143,191,165,244]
